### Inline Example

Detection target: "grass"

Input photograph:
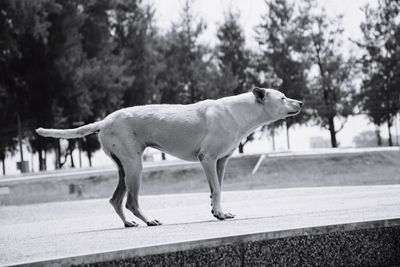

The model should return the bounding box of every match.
[139,151,400,194]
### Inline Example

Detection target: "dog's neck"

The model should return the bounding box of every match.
[219,93,273,137]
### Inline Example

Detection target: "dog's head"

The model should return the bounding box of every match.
[252,87,303,119]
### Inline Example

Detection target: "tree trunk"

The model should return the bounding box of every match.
[17,113,24,163]
[388,120,393,146]
[38,149,41,171]
[375,127,382,146]
[30,148,33,172]
[2,158,5,175]
[88,151,92,167]
[69,149,75,167]
[286,121,291,150]
[44,150,47,170]
[328,116,338,148]
[161,152,166,160]
[78,140,82,168]
[238,142,244,154]
[38,149,45,171]
[396,114,400,146]
[271,129,276,151]
[55,140,61,169]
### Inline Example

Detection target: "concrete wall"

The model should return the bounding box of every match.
[76,227,400,267]
[0,156,259,206]
[2,150,399,206]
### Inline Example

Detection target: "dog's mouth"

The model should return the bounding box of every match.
[287,110,300,116]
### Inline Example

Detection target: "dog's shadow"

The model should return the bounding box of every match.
[75,215,270,234]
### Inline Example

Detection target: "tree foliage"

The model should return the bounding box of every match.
[2,0,399,173]
[356,0,400,146]
[216,9,255,153]
[0,0,141,171]
[306,3,356,148]
[157,0,218,104]
[256,0,311,148]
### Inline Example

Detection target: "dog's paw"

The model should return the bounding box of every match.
[124,221,139,228]
[146,220,162,226]
[211,209,235,220]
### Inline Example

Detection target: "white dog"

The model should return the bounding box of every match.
[36,87,302,227]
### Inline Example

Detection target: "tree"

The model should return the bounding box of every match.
[110,1,162,107]
[67,0,137,165]
[81,135,100,167]
[0,0,92,170]
[356,1,400,146]
[307,5,355,148]
[0,0,136,171]
[0,0,63,171]
[158,0,218,105]
[216,9,254,153]
[216,9,250,95]
[256,0,311,149]
[0,77,17,174]
[0,137,16,175]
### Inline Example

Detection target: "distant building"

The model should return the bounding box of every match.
[309,136,331,149]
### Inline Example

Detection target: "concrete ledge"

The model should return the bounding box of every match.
[3,186,400,266]
[12,219,400,267]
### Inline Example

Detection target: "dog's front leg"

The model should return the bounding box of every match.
[200,157,235,220]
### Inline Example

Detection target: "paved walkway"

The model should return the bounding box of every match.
[1,185,400,265]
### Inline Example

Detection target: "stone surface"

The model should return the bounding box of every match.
[70,226,400,267]
[243,227,400,266]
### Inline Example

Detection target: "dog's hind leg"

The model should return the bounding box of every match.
[109,154,138,228]
[99,130,140,228]
[121,145,162,227]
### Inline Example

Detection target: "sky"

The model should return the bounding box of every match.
[4,0,400,175]
[151,0,373,49]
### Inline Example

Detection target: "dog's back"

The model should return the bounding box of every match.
[101,101,219,161]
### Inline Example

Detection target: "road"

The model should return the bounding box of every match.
[1,185,400,266]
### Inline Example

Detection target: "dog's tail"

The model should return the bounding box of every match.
[35,121,103,139]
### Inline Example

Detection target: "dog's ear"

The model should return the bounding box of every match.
[252,87,267,103]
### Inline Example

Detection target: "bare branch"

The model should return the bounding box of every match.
[335,118,348,134]
[348,38,377,50]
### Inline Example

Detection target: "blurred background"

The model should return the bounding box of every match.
[0,0,400,176]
